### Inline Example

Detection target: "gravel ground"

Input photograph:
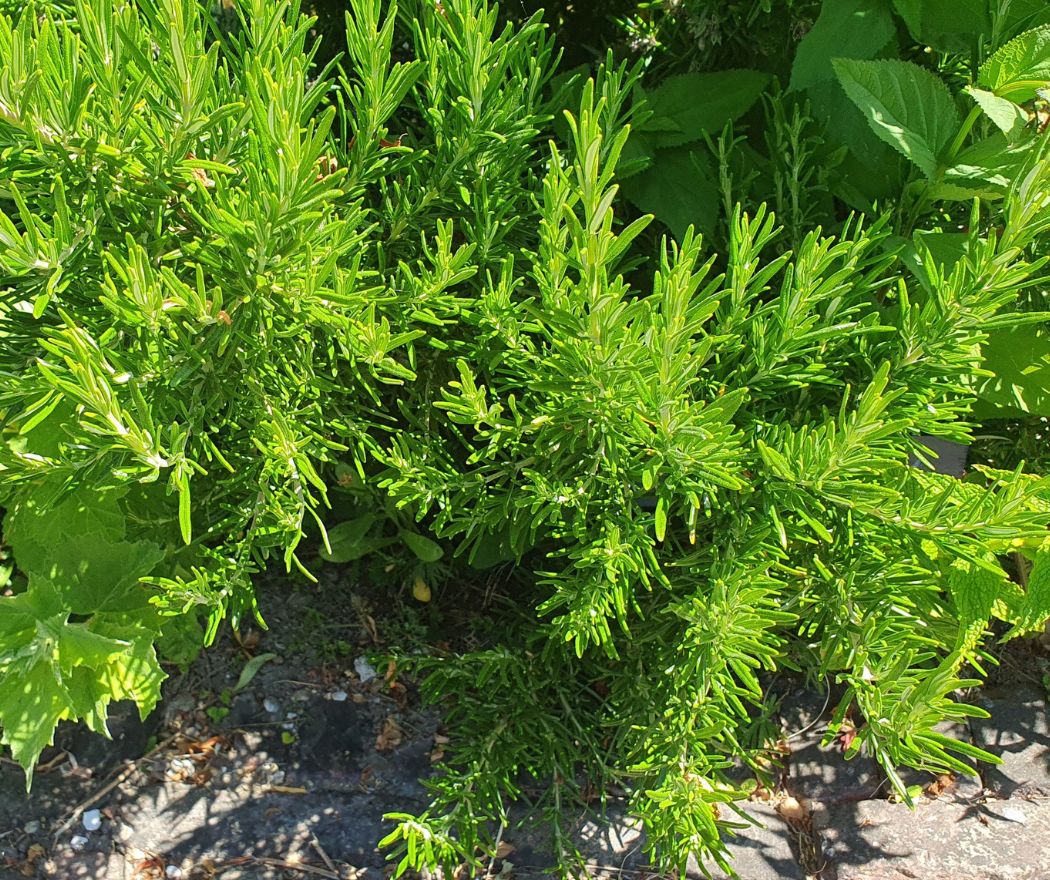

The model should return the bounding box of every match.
[1,570,1048,880]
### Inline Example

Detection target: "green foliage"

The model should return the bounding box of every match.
[617,0,1050,248]
[1,1,1050,878]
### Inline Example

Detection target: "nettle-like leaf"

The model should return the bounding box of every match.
[936,132,1038,199]
[790,0,906,207]
[833,58,959,178]
[946,559,1003,658]
[5,493,165,615]
[979,24,1050,100]
[0,489,166,781]
[1002,547,1050,639]
[0,599,162,786]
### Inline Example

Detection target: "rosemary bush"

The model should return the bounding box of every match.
[2,1,1050,877]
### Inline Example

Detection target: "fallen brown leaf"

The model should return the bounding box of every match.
[375,717,403,751]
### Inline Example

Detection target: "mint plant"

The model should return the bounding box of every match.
[2,1,1050,878]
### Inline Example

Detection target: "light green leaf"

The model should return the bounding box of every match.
[966,86,1029,137]
[620,147,719,241]
[833,58,960,178]
[941,132,1035,195]
[791,0,896,92]
[4,490,164,614]
[654,497,668,543]
[91,621,165,719]
[402,530,444,563]
[0,659,72,786]
[0,606,163,784]
[638,70,770,149]
[979,24,1050,100]
[946,560,1003,656]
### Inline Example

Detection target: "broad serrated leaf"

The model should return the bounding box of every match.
[979,24,1050,100]
[90,619,166,718]
[791,0,896,92]
[638,70,770,149]
[0,658,73,786]
[621,147,718,241]
[965,86,1029,137]
[0,604,161,784]
[832,58,960,178]
[4,490,164,614]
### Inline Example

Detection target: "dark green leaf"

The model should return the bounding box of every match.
[638,70,770,149]
[402,530,444,563]
[791,0,896,92]
[620,147,719,240]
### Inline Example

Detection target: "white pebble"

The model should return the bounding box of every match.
[70,835,88,851]
[166,866,184,879]
[81,809,102,832]
[330,690,348,702]
[263,696,281,714]
[23,820,40,834]
[999,805,1027,824]
[354,657,377,683]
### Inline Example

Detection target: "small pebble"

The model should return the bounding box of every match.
[166,866,184,879]
[81,809,102,832]
[354,657,377,683]
[70,835,88,851]
[263,696,281,714]
[330,690,348,702]
[23,820,40,835]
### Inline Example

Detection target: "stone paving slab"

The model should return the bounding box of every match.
[690,802,806,880]
[787,731,884,803]
[815,797,1050,880]
[776,685,885,804]
[509,801,807,880]
[971,686,1050,798]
